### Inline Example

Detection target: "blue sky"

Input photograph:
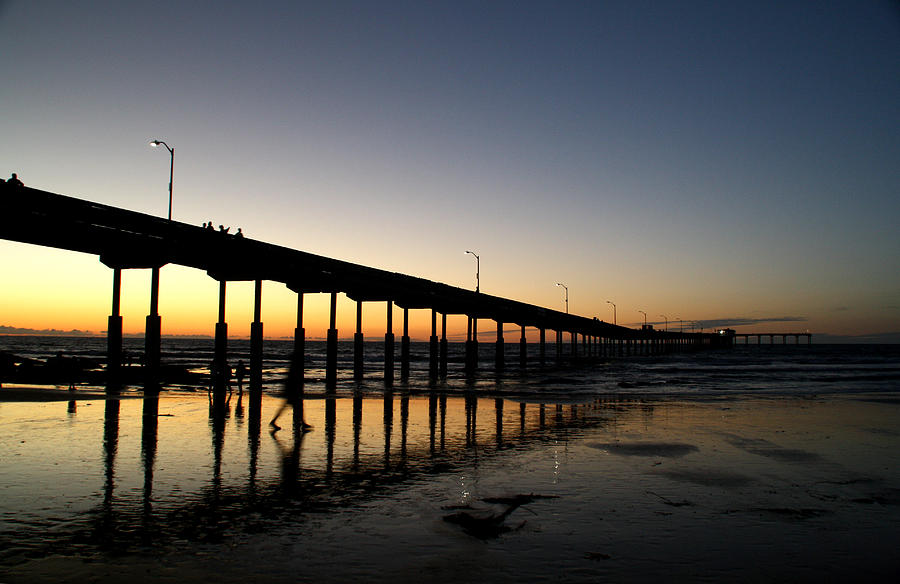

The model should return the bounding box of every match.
[2,1,898,340]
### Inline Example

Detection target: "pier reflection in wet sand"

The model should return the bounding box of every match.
[2,390,899,582]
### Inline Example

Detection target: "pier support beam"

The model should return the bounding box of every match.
[107,268,123,390]
[144,266,162,389]
[401,308,410,381]
[326,292,338,390]
[465,317,478,374]
[291,292,305,398]
[555,330,562,361]
[384,301,394,387]
[495,321,504,372]
[428,309,438,381]
[519,325,527,369]
[249,279,263,392]
[439,313,448,378]
[354,300,364,382]
[213,280,228,397]
[539,328,546,366]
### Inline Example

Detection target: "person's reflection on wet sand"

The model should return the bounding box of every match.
[270,399,311,497]
[270,356,310,432]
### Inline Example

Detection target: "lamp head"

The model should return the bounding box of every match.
[150,140,160,147]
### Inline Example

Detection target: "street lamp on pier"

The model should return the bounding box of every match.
[556,282,568,314]
[660,314,668,331]
[465,250,480,293]
[606,300,616,325]
[638,310,647,328]
[149,139,174,220]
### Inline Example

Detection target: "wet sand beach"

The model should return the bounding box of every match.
[0,386,144,402]
[2,391,898,583]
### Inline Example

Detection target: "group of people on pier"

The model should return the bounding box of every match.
[202,221,244,238]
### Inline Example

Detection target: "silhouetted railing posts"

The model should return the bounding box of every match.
[326,292,338,390]
[250,279,264,393]
[732,332,811,345]
[107,267,123,390]
[384,301,394,387]
[401,308,410,381]
[353,300,364,381]
[213,280,228,397]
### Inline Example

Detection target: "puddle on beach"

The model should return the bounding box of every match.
[1,393,899,582]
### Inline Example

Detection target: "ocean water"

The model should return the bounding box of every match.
[1,338,899,582]
[2,335,899,397]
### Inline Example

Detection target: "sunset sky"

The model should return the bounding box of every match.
[2,1,898,342]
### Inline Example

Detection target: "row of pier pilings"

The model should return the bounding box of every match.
[103,265,716,402]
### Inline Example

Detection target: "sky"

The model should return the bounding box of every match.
[2,0,899,342]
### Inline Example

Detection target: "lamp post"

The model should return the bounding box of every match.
[465,250,480,293]
[606,300,616,325]
[638,310,647,328]
[676,317,683,333]
[149,139,174,220]
[660,314,668,332]
[556,282,568,314]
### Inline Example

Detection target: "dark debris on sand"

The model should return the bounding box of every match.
[442,493,559,539]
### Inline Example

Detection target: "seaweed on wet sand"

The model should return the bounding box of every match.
[442,493,558,539]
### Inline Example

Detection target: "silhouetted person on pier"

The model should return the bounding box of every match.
[270,357,311,432]
[218,225,230,234]
[235,228,244,238]
[6,173,23,187]
[205,221,215,231]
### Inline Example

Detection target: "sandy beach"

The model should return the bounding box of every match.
[2,390,899,583]
[0,385,145,402]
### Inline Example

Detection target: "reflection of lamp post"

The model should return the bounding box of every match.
[606,300,616,325]
[556,282,568,313]
[149,139,174,220]
[660,314,668,331]
[465,250,480,293]
[638,310,647,327]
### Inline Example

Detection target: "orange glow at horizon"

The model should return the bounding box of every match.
[1,240,896,342]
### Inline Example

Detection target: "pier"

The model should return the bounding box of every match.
[734,333,812,345]
[2,184,732,396]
